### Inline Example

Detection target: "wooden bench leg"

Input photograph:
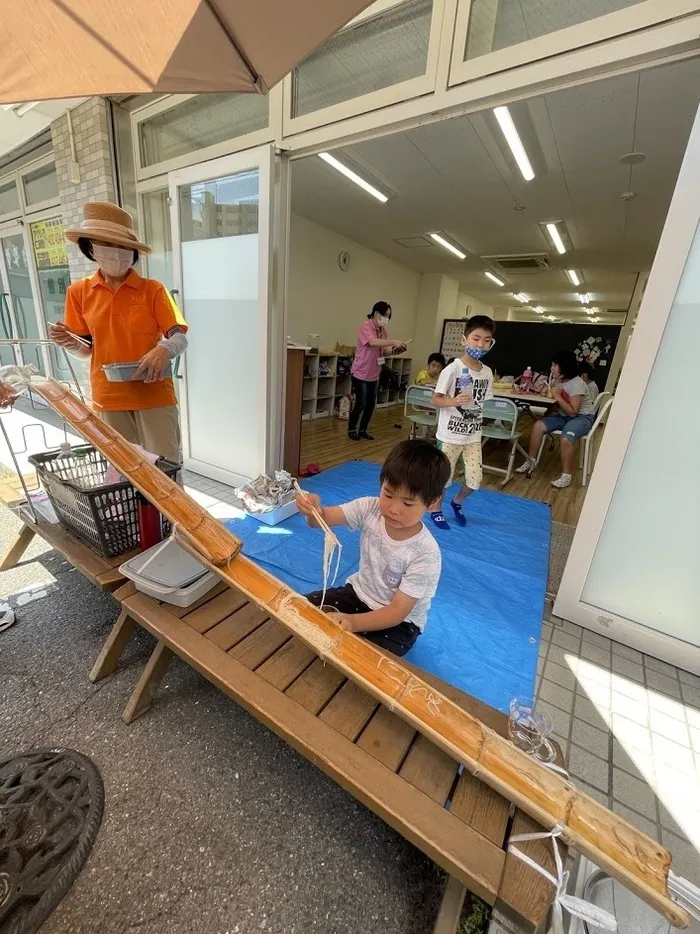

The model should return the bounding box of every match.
[0,523,36,572]
[122,641,174,725]
[433,875,467,934]
[90,610,138,683]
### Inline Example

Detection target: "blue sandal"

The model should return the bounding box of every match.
[450,500,467,527]
[430,511,451,531]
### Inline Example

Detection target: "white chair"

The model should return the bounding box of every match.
[481,397,523,487]
[535,396,613,486]
[404,385,437,439]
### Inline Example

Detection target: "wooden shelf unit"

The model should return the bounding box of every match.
[376,356,412,408]
[302,352,353,420]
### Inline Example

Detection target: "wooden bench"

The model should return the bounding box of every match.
[94,579,562,934]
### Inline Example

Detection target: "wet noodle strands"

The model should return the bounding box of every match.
[293,479,342,607]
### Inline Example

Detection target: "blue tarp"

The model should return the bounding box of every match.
[225,461,550,712]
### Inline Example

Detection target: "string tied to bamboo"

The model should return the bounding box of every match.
[508,824,618,934]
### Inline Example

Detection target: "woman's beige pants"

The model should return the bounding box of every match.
[98,405,181,463]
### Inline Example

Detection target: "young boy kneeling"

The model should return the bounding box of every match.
[296,440,450,657]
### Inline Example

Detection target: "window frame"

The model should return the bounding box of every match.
[132,91,276,180]
[282,0,448,136]
[449,0,700,89]
[19,154,60,214]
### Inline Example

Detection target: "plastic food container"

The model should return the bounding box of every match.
[119,538,217,607]
[102,361,173,382]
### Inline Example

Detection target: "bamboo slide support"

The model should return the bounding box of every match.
[28,378,687,928]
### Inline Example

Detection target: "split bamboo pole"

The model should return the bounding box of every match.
[30,379,688,928]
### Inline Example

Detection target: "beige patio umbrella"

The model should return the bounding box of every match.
[0,0,374,103]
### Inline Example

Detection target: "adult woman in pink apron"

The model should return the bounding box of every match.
[349,301,407,441]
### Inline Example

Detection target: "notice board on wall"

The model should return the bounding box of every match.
[439,319,622,385]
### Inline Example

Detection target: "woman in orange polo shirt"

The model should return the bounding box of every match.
[48,202,187,462]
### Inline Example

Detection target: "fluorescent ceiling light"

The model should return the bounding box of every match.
[484,271,505,286]
[566,269,581,286]
[578,292,591,304]
[534,306,544,313]
[318,152,388,203]
[513,292,530,303]
[545,222,567,255]
[430,233,466,260]
[493,106,535,181]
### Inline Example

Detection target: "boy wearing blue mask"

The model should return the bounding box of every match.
[429,316,495,530]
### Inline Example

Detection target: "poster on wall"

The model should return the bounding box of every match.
[30,218,68,268]
[440,319,469,361]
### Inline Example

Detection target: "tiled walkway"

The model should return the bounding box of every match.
[537,611,700,885]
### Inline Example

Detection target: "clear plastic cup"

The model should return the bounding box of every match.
[508,696,556,763]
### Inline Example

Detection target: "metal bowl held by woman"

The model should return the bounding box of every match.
[102,362,172,382]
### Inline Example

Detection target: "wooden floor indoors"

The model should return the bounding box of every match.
[300,406,602,526]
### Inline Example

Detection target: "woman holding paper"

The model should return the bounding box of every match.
[349,301,408,442]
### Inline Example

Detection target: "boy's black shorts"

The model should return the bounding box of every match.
[305,583,420,658]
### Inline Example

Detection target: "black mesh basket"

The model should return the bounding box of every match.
[29,445,180,558]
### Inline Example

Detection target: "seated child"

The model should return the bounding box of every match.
[415,352,446,386]
[579,362,600,404]
[517,350,595,488]
[296,439,450,657]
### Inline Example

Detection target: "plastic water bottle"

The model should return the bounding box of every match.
[457,367,473,414]
[522,365,533,392]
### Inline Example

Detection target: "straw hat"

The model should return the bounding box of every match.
[65,201,151,254]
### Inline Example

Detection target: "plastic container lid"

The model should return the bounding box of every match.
[122,539,207,588]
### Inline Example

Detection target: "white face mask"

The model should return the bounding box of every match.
[92,244,133,278]
[377,315,390,328]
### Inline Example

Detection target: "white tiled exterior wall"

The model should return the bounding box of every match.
[50,97,117,281]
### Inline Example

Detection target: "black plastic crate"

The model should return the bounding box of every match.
[29,445,180,558]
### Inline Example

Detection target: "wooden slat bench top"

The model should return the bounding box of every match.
[112,579,561,930]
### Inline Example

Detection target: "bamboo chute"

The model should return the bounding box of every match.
[29,378,688,928]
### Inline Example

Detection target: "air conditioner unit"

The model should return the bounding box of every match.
[482,253,552,274]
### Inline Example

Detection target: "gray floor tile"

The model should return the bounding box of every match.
[575,695,611,730]
[652,734,696,775]
[644,656,680,679]
[686,706,700,731]
[551,733,569,762]
[546,704,573,740]
[576,779,609,807]
[576,678,612,711]
[579,642,612,668]
[552,629,581,652]
[680,682,700,710]
[648,689,687,722]
[569,746,609,792]
[537,658,544,677]
[610,656,645,685]
[659,803,688,839]
[690,728,700,754]
[612,642,643,663]
[548,644,576,669]
[646,669,682,699]
[678,669,700,689]
[541,622,553,642]
[538,680,574,714]
[557,620,584,638]
[649,709,691,747]
[611,713,653,755]
[611,738,651,780]
[661,831,700,887]
[571,719,610,759]
[612,800,660,841]
[611,690,649,727]
[582,630,612,652]
[543,661,577,693]
[611,672,648,701]
[613,768,657,820]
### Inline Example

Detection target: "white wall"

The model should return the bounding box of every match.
[288,213,420,349]
[456,291,497,319]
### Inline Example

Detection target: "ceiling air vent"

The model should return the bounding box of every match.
[482,253,552,274]
[393,236,433,249]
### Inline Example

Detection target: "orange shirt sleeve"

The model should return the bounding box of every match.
[63,282,90,336]
[152,284,188,337]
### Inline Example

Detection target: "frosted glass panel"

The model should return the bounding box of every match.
[581,221,700,644]
[179,170,262,482]
[142,189,173,291]
[465,0,645,60]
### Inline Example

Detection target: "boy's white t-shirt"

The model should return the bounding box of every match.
[434,358,494,445]
[340,497,441,632]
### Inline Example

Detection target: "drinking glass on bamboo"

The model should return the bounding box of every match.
[509,696,556,763]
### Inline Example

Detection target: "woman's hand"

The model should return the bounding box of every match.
[0,380,18,408]
[48,322,80,350]
[295,491,322,519]
[133,345,171,383]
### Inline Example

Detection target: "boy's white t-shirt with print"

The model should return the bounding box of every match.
[340,497,441,632]
[435,358,494,445]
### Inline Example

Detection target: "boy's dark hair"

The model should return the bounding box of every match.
[77,237,139,266]
[465,314,495,336]
[380,439,450,507]
[552,350,579,380]
[579,361,596,379]
[428,352,446,367]
[367,300,391,319]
